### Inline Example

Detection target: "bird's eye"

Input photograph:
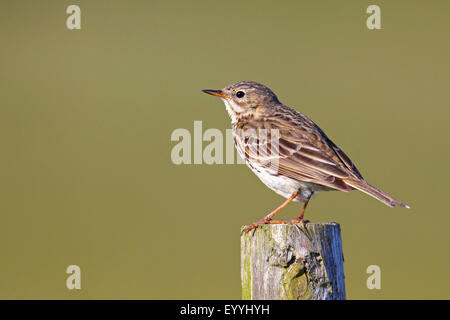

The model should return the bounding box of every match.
[236,91,245,98]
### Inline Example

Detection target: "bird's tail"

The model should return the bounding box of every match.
[343,179,410,209]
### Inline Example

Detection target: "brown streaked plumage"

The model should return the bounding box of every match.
[202,81,409,233]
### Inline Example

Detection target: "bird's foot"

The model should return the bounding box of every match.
[241,217,272,235]
[241,218,311,236]
[268,218,309,225]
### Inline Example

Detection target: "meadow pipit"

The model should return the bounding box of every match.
[202,81,409,233]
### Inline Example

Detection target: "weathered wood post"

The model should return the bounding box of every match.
[241,223,345,300]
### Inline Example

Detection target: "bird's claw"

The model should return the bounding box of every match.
[241,218,312,238]
[241,218,271,235]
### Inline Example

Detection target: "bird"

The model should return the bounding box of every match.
[202,81,409,233]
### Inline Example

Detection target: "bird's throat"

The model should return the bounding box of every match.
[222,99,248,124]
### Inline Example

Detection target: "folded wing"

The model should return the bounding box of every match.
[234,115,363,192]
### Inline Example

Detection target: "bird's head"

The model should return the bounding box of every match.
[202,81,280,121]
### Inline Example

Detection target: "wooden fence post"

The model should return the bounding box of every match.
[240,222,346,300]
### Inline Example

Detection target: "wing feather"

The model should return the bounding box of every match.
[234,112,362,192]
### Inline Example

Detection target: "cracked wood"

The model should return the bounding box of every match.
[240,223,346,300]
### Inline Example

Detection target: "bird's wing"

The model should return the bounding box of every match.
[314,126,364,180]
[234,112,362,192]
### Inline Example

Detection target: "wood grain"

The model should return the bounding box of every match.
[241,223,345,300]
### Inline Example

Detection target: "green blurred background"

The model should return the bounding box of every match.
[0,0,448,299]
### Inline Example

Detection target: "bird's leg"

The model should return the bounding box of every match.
[242,191,299,234]
[297,192,313,222]
[263,192,315,228]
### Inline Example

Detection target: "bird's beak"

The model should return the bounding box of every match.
[202,89,230,99]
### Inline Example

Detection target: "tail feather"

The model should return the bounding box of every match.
[343,179,410,209]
